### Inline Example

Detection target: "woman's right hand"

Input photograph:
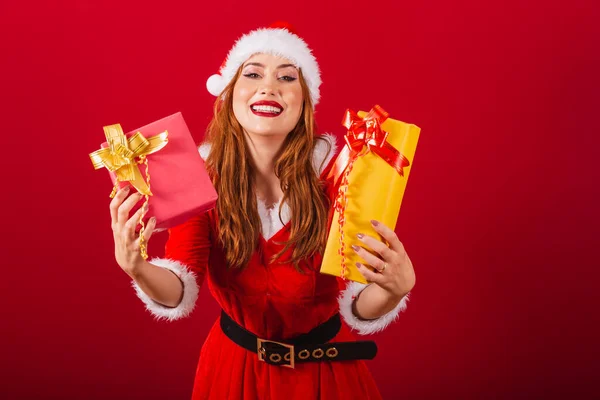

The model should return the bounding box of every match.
[110,185,157,278]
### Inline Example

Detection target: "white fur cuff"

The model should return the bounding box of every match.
[338,281,409,335]
[131,258,200,322]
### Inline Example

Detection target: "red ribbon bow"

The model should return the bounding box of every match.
[342,105,390,155]
[327,105,411,193]
[325,105,411,280]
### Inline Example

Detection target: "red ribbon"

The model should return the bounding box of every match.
[326,105,411,199]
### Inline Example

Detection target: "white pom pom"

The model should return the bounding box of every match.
[206,74,225,96]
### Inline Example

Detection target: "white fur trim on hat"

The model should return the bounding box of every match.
[207,27,321,106]
[338,281,409,335]
[206,74,226,97]
[131,258,199,322]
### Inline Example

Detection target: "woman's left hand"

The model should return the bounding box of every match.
[352,220,415,301]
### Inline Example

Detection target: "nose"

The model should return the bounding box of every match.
[258,76,278,96]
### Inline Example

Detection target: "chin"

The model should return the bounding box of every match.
[246,121,294,137]
[247,128,289,137]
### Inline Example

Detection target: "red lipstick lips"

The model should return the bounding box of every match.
[250,100,283,118]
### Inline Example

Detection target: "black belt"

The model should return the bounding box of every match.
[220,310,377,369]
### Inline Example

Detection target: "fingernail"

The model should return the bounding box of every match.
[351,244,360,252]
[150,217,156,224]
[356,262,362,268]
[371,220,379,226]
[357,233,364,239]
[123,186,130,193]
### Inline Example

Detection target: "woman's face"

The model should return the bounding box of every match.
[232,53,304,138]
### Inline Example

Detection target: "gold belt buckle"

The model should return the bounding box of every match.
[257,338,295,369]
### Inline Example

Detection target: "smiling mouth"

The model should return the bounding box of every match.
[250,103,283,118]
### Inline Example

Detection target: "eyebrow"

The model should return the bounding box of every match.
[243,62,297,69]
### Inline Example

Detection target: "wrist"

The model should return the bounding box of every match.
[128,259,150,280]
[357,285,408,318]
[390,290,409,305]
[376,289,404,313]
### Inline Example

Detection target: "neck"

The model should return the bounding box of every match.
[244,132,286,202]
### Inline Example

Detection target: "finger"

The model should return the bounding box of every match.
[352,244,386,272]
[117,192,144,228]
[356,262,384,284]
[109,186,131,227]
[357,232,395,262]
[124,204,148,237]
[141,217,157,243]
[370,220,405,254]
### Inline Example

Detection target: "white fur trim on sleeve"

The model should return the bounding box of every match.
[338,281,409,335]
[131,258,200,322]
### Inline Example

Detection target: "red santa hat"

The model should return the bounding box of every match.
[206,22,322,107]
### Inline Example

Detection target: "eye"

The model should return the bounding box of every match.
[243,73,261,79]
[279,75,297,82]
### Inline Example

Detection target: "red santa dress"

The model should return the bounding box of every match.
[132,134,410,399]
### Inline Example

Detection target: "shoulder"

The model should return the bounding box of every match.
[313,134,339,176]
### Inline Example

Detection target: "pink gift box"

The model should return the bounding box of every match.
[98,112,217,232]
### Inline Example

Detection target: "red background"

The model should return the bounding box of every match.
[1,0,598,399]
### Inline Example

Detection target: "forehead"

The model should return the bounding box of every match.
[243,53,298,68]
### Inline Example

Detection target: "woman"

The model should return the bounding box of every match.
[111,24,415,399]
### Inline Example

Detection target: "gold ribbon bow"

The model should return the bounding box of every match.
[89,123,168,261]
[89,124,168,197]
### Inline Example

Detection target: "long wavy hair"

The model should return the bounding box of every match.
[203,65,332,270]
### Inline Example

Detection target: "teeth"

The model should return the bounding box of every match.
[251,105,282,113]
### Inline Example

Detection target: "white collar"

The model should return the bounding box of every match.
[198,134,338,240]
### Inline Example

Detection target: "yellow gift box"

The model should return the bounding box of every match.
[320,105,421,283]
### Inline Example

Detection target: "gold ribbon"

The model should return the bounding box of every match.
[89,124,169,197]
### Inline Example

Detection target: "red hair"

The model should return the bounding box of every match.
[203,66,332,270]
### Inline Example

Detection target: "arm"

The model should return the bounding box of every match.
[129,260,185,308]
[338,281,410,335]
[338,220,414,335]
[131,212,212,322]
[352,283,408,320]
